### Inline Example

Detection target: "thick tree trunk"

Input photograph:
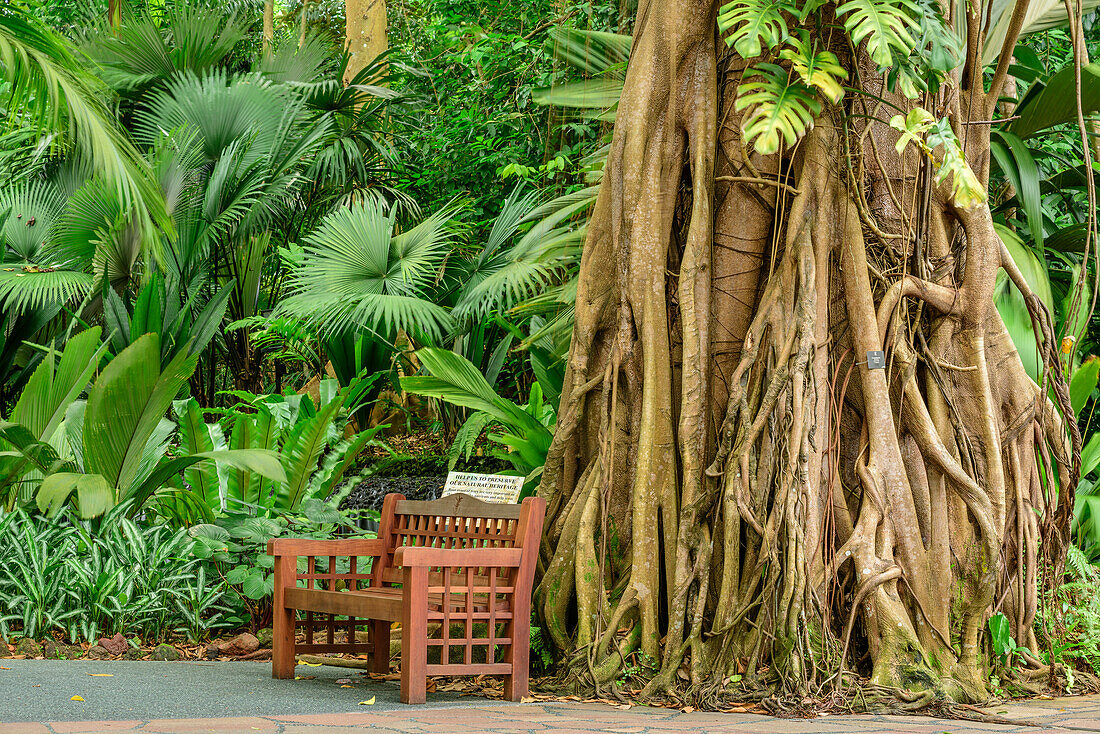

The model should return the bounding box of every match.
[344,0,387,84]
[263,0,274,56]
[536,0,1077,706]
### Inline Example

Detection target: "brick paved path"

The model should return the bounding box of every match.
[4,697,1100,734]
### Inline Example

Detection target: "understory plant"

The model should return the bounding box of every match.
[0,504,232,643]
[0,328,285,518]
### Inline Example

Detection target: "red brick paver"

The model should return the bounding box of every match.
[14,697,1100,734]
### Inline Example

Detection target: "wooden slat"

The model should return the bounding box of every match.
[268,538,385,557]
[394,546,522,567]
[285,588,403,621]
[426,663,512,675]
[394,493,523,520]
[426,638,512,646]
[294,643,375,654]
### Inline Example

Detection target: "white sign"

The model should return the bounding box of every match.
[442,472,524,504]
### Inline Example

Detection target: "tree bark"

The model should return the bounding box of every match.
[536,0,1077,707]
[344,0,388,85]
[263,0,274,56]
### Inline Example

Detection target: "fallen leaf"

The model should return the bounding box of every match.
[71,696,84,702]
[341,685,353,688]
[86,673,113,677]
[0,667,9,670]
[358,696,376,706]
[302,661,322,667]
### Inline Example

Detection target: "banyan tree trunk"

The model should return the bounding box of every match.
[536,0,1079,705]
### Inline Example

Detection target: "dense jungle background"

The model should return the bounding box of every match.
[2,0,1100,713]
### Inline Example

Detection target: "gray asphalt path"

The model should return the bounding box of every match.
[0,660,468,721]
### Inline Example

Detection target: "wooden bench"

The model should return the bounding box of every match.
[268,492,546,704]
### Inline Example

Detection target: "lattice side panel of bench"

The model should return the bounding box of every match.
[421,563,517,671]
[294,554,380,654]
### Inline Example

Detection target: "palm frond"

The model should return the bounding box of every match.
[84,5,246,95]
[275,199,461,340]
[0,181,64,262]
[0,8,168,231]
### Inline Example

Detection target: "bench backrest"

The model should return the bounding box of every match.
[375,492,539,585]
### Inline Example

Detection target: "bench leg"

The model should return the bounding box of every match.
[504,624,529,701]
[401,567,428,704]
[272,556,296,679]
[371,620,391,674]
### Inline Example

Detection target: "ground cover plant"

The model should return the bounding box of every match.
[1,0,1100,719]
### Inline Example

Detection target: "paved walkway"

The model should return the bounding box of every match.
[2,660,1099,733]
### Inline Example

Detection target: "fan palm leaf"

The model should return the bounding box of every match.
[276,199,461,339]
[84,5,247,95]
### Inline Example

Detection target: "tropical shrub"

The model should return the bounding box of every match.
[0,328,284,517]
[401,348,555,492]
[0,504,232,643]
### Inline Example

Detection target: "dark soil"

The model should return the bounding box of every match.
[337,453,512,514]
[339,474,447,513]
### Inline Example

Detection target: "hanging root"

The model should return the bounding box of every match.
[534,0,1077,711]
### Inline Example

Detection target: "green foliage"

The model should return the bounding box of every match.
[0,331,284,518]
[168,373,386,523]
[988,612,1030,667]
[0,505,232,643]
[735,64,822,156]
[0,6,169,230]
[890,108,986,209]
[834,0,918,67]
[188,502,370,627]
[401,348,555,491]
[276,198,461,341]
[718,0,792,60]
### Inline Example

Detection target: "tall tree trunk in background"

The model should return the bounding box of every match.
[263,0,274,56]
[536,0,1079,707]
[298,0,310,47]
[344,0,387,84]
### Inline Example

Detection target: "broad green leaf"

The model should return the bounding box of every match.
[83,333,200,491]
[401,348,550,441]
[1010,63,1100,139]
[780,33,848,104]
[275,399,342,512]
[10,327,106,442]
[835,0,918,68]
[990,131,1044,253]
[993,223,1053,382]
[718,0,792,59]
[36,472,113,518]
[735,64,821,155]
[173,398,219,509]
[1071,357,1100,417]
[127,449,286,515]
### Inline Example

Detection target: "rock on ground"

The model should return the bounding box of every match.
[98,633,128,656]
[87,645,111,659]
[13,638,42,658]
[218,633,259,657]
[151,644,180,661]
[42,640,79,659]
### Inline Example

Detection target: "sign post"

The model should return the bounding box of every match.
[441,472,524,504]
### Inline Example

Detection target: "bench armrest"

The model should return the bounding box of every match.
[267,537,386,557]
[393,546,523,568]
